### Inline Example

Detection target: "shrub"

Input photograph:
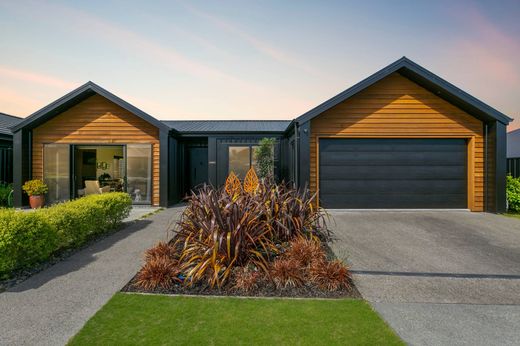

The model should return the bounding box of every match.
[270,258,305,289]
[0,209,58,276]
[254,138,275,180]
[283,237,326,267]
[45,192,132,249]
[174,180,328,288]
[22,179,48,196]
[310,259,351,291]
[145,242,177,262]
[0,183,12,207]
[507,175,520,212]
[0,192,132,278]
[134,257,182,290]
[232,267,262,293]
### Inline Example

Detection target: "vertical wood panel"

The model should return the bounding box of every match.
[32,94,161,206]
[310,73,484,211]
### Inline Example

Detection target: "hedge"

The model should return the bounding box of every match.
[0,192,132,278]
[507,175,520,212]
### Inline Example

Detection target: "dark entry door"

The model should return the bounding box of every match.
[319,138,467,209]
[187,147,208,190]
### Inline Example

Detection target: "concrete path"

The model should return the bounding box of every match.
[329,211,520,346]
[0,206,184,346]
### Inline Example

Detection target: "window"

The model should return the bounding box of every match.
[228,145,258,179]
[43,144,70,204]
[126,144,152,204]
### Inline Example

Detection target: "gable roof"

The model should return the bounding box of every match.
[0,112,22,138]
[11,81,170,133]
[295,56,513,125]
[508,128,520,158]
[162,120,291,133]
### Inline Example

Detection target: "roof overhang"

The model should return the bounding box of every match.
[11,81,170,133]
[295,57,513,125]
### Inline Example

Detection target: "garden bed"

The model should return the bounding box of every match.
[124,170,358,299]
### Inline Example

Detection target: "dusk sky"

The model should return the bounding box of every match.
[1,0,519,130]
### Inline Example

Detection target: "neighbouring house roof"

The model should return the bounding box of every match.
[11,81,170,133]
[295,56,513,126]
[508,129,520,158]
[0,112,22,138]
[163,120,292,133]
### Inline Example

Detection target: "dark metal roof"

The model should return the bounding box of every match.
[295,56,513,125]
[0,112,22,137]
[508,128,520,158]
[11,81,170,133]
[162,120,291,133]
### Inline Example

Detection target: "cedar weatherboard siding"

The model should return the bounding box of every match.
[31,94,160,206]
[310,73,485,211]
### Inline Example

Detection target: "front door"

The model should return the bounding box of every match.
[187,147,208,191]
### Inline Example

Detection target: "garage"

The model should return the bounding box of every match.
[319,138,467,209]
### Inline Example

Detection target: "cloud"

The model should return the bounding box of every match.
[0,65,77,89]
[181,2,325,78]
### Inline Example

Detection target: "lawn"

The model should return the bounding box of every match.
[505,213,520,220]
[69,293,403,345]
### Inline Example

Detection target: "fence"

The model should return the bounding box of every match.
[507,158,520,178]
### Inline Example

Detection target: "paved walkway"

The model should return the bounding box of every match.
[329,210,520,346]
[0,206,184,346]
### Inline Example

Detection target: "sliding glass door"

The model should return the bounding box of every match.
[44,143,153,205]
[43,144,70,204]
[126,144,152,204]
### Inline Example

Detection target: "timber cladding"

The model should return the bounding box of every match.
[31,94,161,206]
[310,72,484,211]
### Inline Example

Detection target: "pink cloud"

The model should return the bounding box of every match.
[0,65,77,89]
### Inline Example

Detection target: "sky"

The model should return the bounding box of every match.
[0,0,519,131]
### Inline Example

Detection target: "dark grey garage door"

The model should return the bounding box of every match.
[319,138,467,209]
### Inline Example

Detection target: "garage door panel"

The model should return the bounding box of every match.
[320,139,466,153]
[320,151,466,165]
[320,179,466,194]
[321,194,467,209]
[320,165,466,180]
[319,138,467,209]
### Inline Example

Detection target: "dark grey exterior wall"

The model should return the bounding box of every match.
[296,121,311,190]
[12,130,31,207]
[0,138,13,184]
[486,121,507,213]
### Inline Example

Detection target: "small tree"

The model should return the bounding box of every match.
[507,175,520,212]
[254,138,275,181]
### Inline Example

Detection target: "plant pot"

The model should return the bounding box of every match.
[29,195,45,209]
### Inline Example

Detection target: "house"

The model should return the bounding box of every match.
[507,129,520,178]
[10,57,512,212]
[0,112,22,183]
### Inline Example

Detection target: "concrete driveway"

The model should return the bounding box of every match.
[329,211,520,346]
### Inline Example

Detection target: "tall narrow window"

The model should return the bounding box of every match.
[126,144,152,204]
[43,144,70,204]
[228,146,251,179]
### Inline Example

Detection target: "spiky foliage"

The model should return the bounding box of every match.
[225,172,242,198]
[283,237,326,267]
[173,179,329,288]
[144,242,177,262]
[310,259,351,291]
[174,185,278,288]
[270,258,305,289]
[243,168,259,194]
[232,267,262,293]
[134,257,182,290]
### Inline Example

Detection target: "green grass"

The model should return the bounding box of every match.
[69,293,403,346]
[504,212,520,220]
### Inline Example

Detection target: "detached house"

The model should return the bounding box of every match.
[11,57,512,212]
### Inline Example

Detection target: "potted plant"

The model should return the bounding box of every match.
[22,179,49,209]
